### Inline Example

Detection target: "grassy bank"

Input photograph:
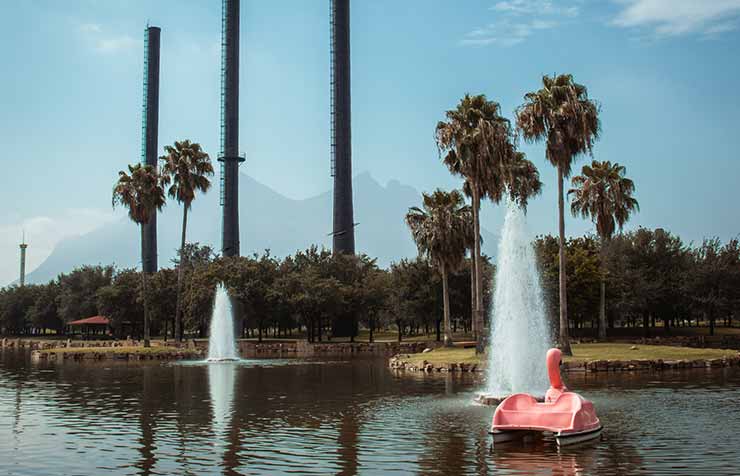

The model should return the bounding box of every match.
[396,343,739,368]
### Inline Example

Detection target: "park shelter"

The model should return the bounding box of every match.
[67,316,110,337]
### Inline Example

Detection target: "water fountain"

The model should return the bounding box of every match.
[479,200,551,402]
[207,283,239,362]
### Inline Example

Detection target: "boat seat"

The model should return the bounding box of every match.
[493,392,585,432]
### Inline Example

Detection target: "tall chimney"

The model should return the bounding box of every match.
[219,0,245,258]
[141,25,161,273]
[330,0,355,255]
[19,234,27,287]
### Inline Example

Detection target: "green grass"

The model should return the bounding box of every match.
[44,346,201,356]
[565,343,737,362]
[396,343,739,367]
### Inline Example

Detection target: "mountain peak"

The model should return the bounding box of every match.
[25,174,497,283]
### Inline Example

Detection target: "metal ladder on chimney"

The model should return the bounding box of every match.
[329,0,337,178]
[140,24,149,165]
[219,0,227,205]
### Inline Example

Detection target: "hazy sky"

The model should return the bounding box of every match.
[2,0,740,285]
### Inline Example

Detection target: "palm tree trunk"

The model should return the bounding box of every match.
[174,205,188,342]
[557,165,571,355]
[442,263,453,347]
[471,186,483,350]
[599,235,607,340]
[141,225,151,348]
[470,258,476,337]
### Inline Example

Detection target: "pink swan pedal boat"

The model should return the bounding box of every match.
[490,348,602,446]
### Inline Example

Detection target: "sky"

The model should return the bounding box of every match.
[1,0,740,286]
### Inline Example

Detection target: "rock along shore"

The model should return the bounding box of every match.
[388,354,740,373]
[2,338,441,362]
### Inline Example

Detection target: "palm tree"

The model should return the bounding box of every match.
[406,189,473,346]
[112,163,167,347]
[507,151,543,208]
[517,74,600,355]
[160,140,214,342]
[436,94,515,348]
[569,160,639,340]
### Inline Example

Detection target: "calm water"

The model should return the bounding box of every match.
[2,350,740,476]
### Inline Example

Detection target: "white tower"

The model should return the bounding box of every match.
[19,232,28,287]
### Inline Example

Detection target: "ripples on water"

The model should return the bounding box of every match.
[1,349,740,475]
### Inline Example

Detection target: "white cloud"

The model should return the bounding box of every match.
[95,35,140,53]
[613,0,740,37]
[0,209,120,286]
[78,22,141,54]
[79,23,102,33]
[462,1,579,47]
[460,18,559,47]
[492,0,580,17]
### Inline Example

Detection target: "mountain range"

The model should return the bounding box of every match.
[25,172,498,284]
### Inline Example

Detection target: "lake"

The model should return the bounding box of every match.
[1,349,739,475]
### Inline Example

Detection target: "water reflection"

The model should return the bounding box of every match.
[1,352,739,475]
[136,366,155,476]
[207,362,240,476]
[209,363,237,435]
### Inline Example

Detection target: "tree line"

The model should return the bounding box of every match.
[0,243,493,342]
[3,228,738,340]
[535,230,740,336]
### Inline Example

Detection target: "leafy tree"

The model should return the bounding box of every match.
[146,268,178,338]
[0,285,37,334]
[97,269,143,338]
[223,254,280,342]
[182,262,220,338]
[569,160,639,339]
[282,247,347,342]
[354,267,390,342]
[172,243,218,269]
[160,140,214,341]
[112,163,167,347]
[26,282,62,333]
[565,237,602,330]
[517,74,600,354]
[389,258,441,342]
[600,228,691,336]
[57,265,114,324]
[406,189,473,346]
[174,243,218,338]
[690,238,740,335]
[327,253,379,341]
[535,236,599,333]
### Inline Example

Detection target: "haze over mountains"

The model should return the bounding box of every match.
[25,173,497,284]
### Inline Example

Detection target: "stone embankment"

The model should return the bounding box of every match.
[389,353,740,373]
[238,340,437,358]
[3,337,440,362]
[389,355,482,373]
[2,338,136,350]
[561,356,740,372]
[31,348,203,362]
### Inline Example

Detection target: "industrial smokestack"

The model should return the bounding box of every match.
[141,25,161,273]
[219,0,245,258]
[19,234,27,287]
[330,0,355,255]
[330,0,358,339]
